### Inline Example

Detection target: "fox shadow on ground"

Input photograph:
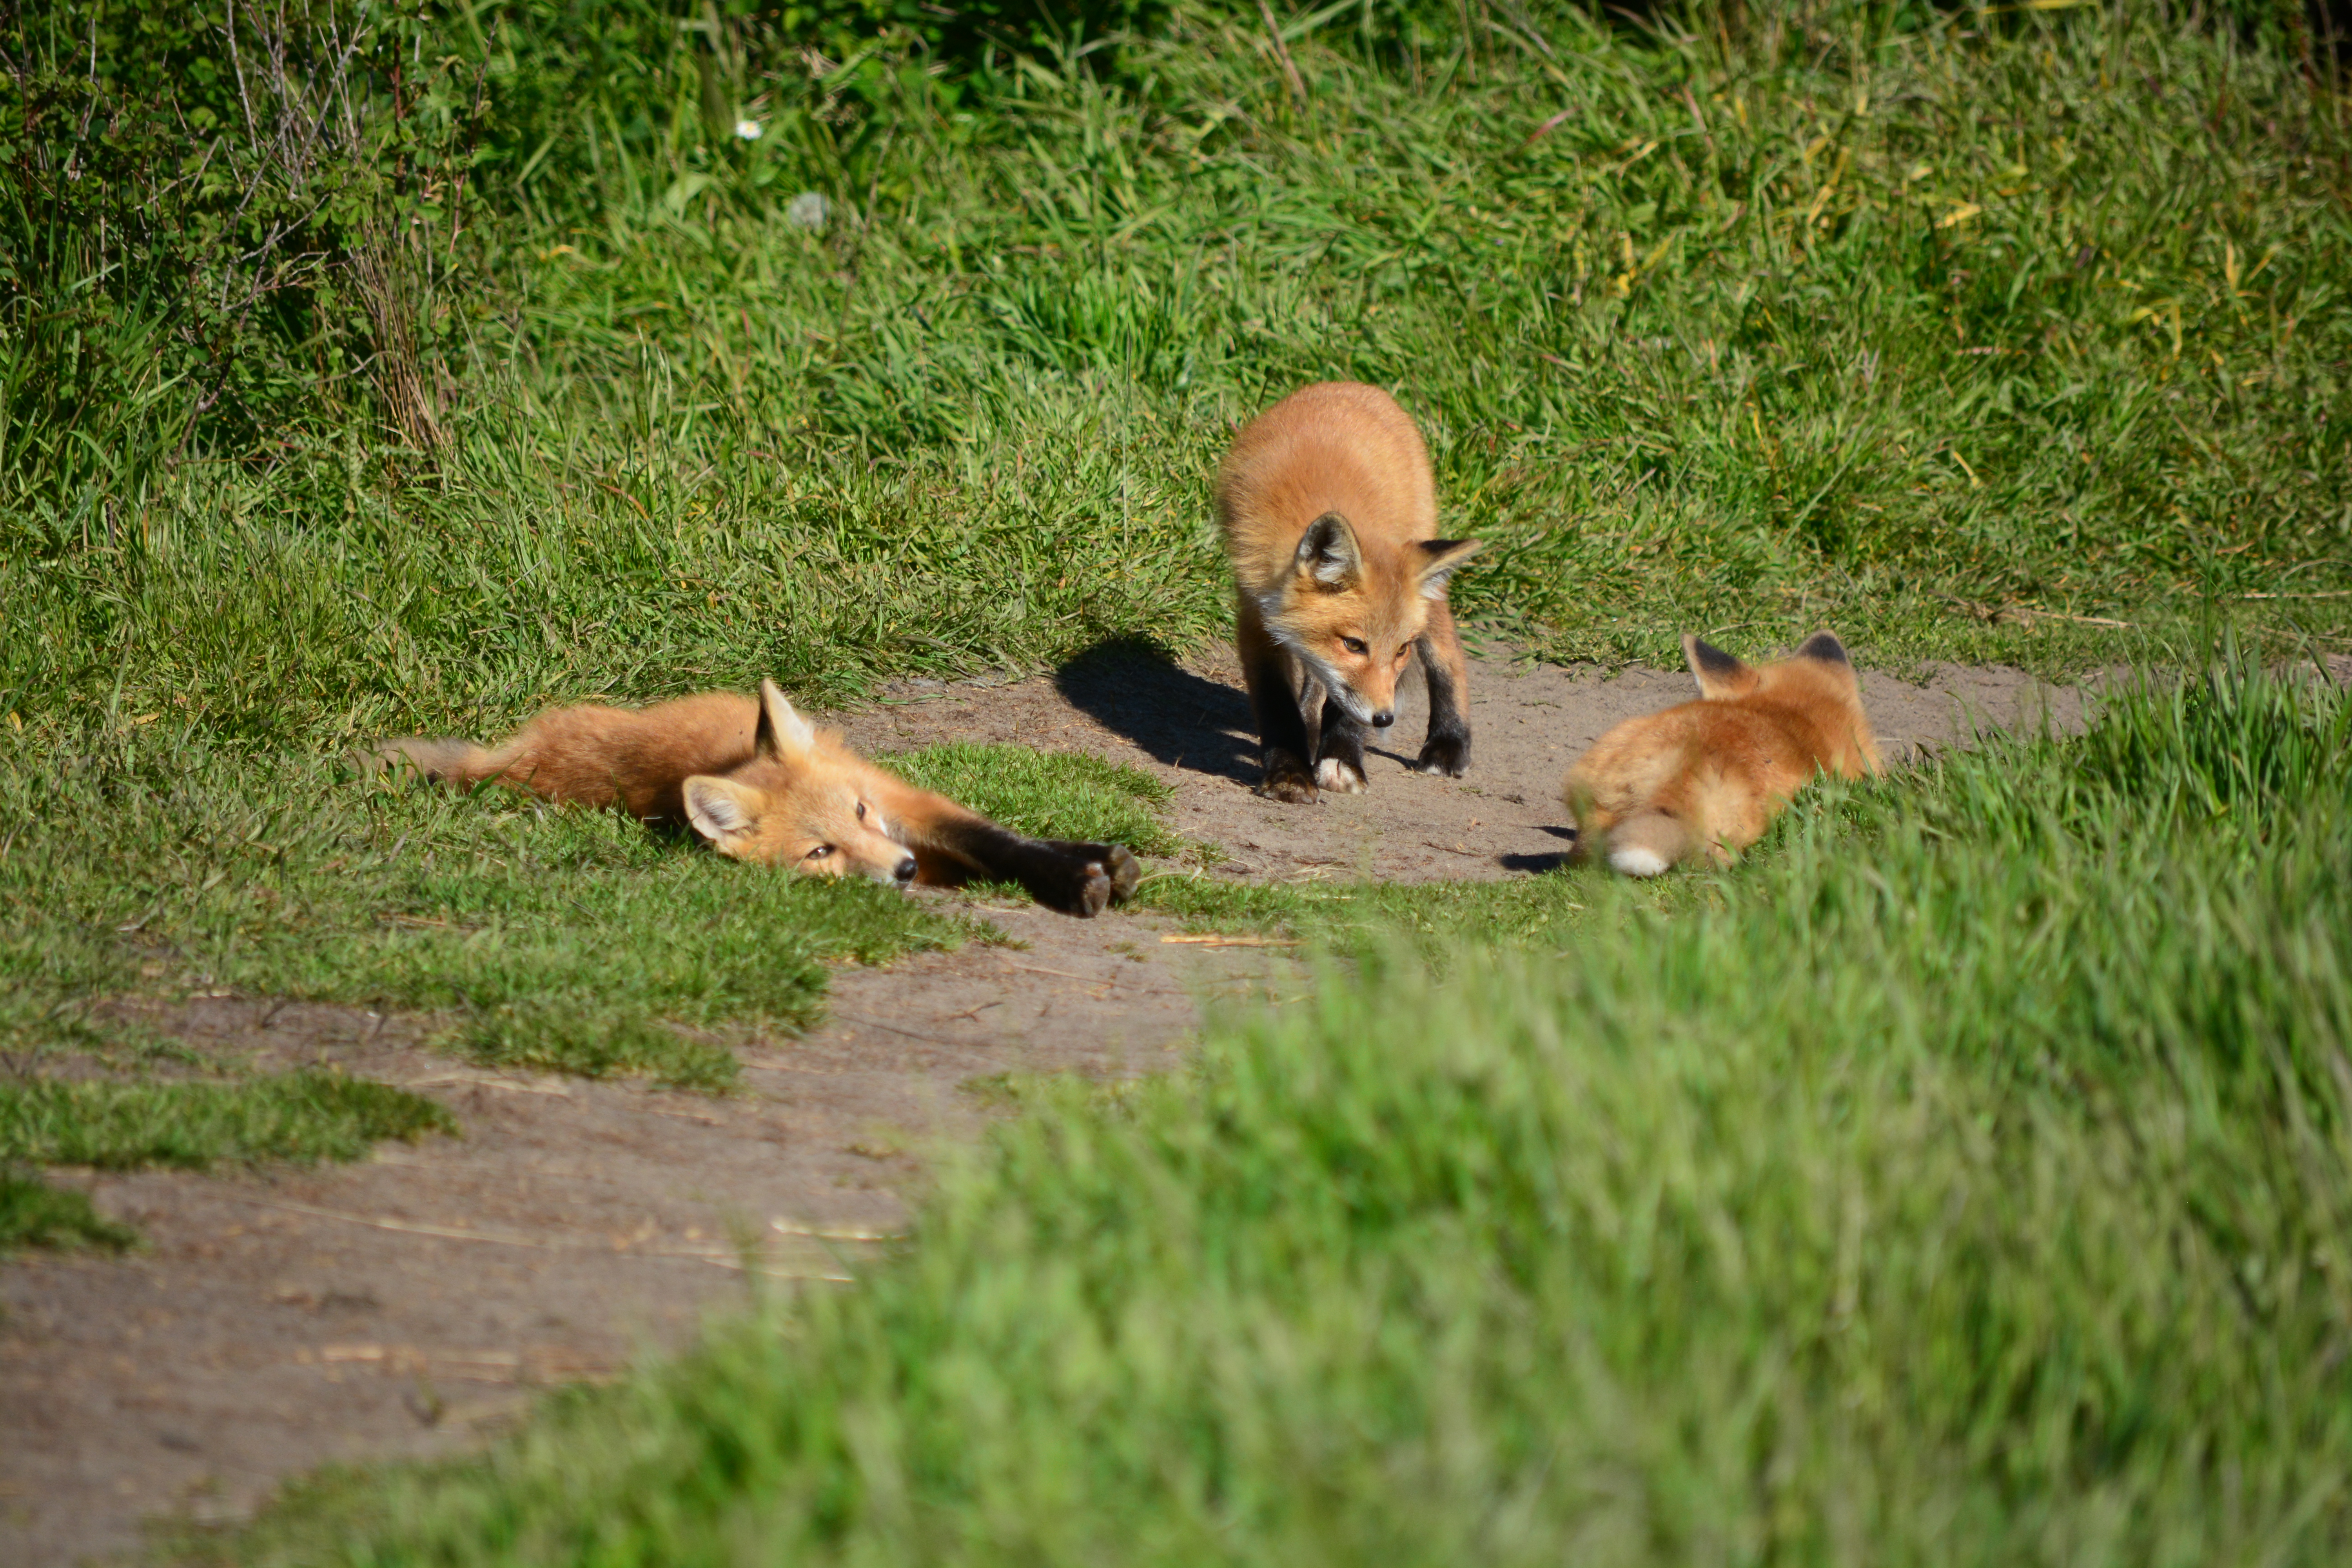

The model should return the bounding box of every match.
[1054,637,1258,787]
[1498,825,1579,876]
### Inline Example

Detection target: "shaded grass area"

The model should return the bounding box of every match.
[0,1074,454,1171]
[192,663,2352,1564]
[0,1170,137,1257]
[6,5,2347,760]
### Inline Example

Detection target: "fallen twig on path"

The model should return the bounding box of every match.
[996,956,1093,980]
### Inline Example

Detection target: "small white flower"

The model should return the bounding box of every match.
[734,118,763,141]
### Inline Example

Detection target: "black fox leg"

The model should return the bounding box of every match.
[911,818,1134,917]
[1236,596,1318,803]
[1314,697,1368,793]
[1412,599,1473,778]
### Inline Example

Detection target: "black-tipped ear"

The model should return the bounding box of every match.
[1683,633,1756,700]
[1415,538,1482,600]
[1795,630,1849,666]
[1293,513,1363,590]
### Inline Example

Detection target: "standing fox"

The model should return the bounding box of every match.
[1563,631,1882,876]
[1217,382,1482,803]
[371,680,1142,916]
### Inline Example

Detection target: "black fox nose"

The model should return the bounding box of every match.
[1371,710,1395,728]
[894,856,918,884]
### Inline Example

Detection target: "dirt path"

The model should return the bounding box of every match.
[845,638,2089,884]
[0,643,2091,1565]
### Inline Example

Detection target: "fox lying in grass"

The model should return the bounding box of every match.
[1217,381,1482,803]
[1563,631,1883,877]
[372,680,1143,916]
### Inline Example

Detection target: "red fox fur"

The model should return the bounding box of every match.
[371,681,1142,916]
[1216,381,1482,803]
[1563,632,1883,876]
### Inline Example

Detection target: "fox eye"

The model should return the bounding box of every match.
[855,800,867,821]
[1341,636,1369,656]
[806,844,835,861]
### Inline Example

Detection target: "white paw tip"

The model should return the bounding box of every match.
[1608,844,1670,877]
[1314,758,1367,793]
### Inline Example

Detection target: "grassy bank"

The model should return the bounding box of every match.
[5,1,2348,760]
[192,663,2352,1565]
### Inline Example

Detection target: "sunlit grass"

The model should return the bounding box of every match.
[5,2,2345,757]
[194,660,2352,1566]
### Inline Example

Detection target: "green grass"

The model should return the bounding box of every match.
[0,1073,455,1171]
[0,718,1169,1250]
[187,660,2352,1566]
[6,2,2347,762]
[0,722,1172,1235]
[884,742,1185,856]
[9,0,2350,1539]
[0,721,970,1093]
[0,724,1175,1087]
[0,1170,137,1256]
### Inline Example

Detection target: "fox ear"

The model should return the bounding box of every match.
[1794,630,1850,666]
[1293,512,1363,590]
[684,775,764,854]
[753,679,817,763]
[1683,634,1757,700]
[1415,538,1482,601]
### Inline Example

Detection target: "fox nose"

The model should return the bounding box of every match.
[894,855,918,884]
[1371,710,1395,728]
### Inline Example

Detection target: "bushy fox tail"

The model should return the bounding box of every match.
[1604,811,1691,878]
[363,736,498,786]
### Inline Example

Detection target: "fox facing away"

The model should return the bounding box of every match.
[372,680,1142,916]
[1216,381,1482,803]
[1563,631,1883,877]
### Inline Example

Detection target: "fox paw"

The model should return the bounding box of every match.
[1102,844,1142,903]
[1256,758,1319,804]
[1036,859,1114,917]
[1412,734,1471,778]
[1033,842,1142,916]
[1314,757,1367,793]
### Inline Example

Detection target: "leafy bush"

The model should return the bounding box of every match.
[0,0,494,521]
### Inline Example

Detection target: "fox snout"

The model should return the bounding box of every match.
[827,845,918,887]
[1306,651,1405,727]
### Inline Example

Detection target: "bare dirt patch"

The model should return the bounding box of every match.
[1,642,2092,1565]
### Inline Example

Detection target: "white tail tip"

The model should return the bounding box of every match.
[1608,843,1671,878]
